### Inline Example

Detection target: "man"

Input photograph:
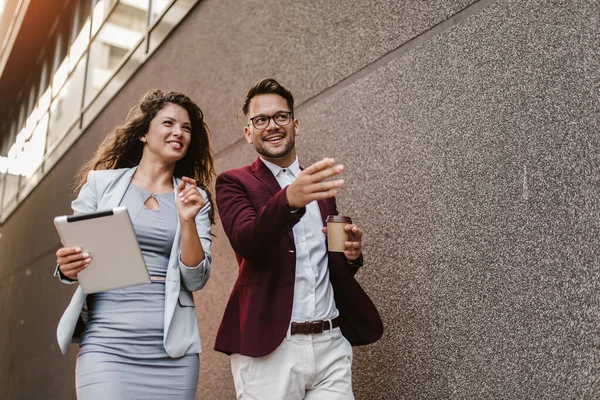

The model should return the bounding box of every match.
[215,78,383,399]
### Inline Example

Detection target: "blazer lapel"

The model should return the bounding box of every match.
[251,157,284,196]
[252,157,330,225]
[169,175,182,265]
[163,175,182,339]
[103,166,137,208]
[251,157,298,241]
[294,163,328,225]
[317,199,329,226]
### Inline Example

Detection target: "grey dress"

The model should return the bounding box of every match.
[75,184,199,399]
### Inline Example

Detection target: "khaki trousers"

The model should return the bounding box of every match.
[231,327,354,400]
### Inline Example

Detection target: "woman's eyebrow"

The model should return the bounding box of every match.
[161,116,191,127]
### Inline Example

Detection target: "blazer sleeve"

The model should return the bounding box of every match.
[71,170,98,215]
[216,171,304,261]
[178,188,212,292]
[54,170,99,284]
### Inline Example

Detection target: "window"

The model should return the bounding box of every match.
[0,0,200,223]
[149,0,171,24]
[70,0,93,69]
[85,1,148,105]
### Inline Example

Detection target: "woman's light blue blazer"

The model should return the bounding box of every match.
[55,167,212,358]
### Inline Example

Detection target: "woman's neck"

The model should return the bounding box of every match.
[132,158,175,194]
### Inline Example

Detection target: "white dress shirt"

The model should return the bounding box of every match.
[260,157,339,323]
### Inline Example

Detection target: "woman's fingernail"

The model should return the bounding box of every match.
[76,247,82,252]
[85,258,91,263]
[82,252,89,258]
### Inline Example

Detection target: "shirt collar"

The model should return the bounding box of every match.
[260,156,300,178]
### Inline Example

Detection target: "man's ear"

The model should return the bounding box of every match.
[293,118,299,137]
[244,126,253,144]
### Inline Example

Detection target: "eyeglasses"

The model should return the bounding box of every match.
[248,111,293,130]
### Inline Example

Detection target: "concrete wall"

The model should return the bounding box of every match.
[1,0,599,398]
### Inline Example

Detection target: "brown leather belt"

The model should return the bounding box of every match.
[291,317,340,335]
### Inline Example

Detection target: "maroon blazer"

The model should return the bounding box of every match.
[214,158,383,357]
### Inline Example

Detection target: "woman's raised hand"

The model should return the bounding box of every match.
[176,176,205,223]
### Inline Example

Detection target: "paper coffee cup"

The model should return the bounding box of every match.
[326,215,352,252]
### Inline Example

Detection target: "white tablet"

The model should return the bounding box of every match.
[54,206,150,294]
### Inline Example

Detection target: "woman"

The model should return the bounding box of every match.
[54,89,214,399]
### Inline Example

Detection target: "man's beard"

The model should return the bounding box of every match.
[255,132,295,160]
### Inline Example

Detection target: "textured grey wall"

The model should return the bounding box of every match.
[1,0,598,399]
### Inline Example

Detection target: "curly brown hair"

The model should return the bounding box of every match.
[75,89,216,223]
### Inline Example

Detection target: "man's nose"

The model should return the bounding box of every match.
[266,117,279,130]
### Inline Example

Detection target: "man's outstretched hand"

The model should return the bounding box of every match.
[286,158,344,209]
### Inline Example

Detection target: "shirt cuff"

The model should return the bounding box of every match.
[54,264,78,284]
[178,253,206,270]
[347,253,364,267]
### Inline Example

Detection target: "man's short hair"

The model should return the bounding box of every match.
[242,78,294,116]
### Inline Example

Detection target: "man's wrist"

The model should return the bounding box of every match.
[285,193,299,212]
[347,253,364,266]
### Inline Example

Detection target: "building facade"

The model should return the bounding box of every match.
[0,0,599,398]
